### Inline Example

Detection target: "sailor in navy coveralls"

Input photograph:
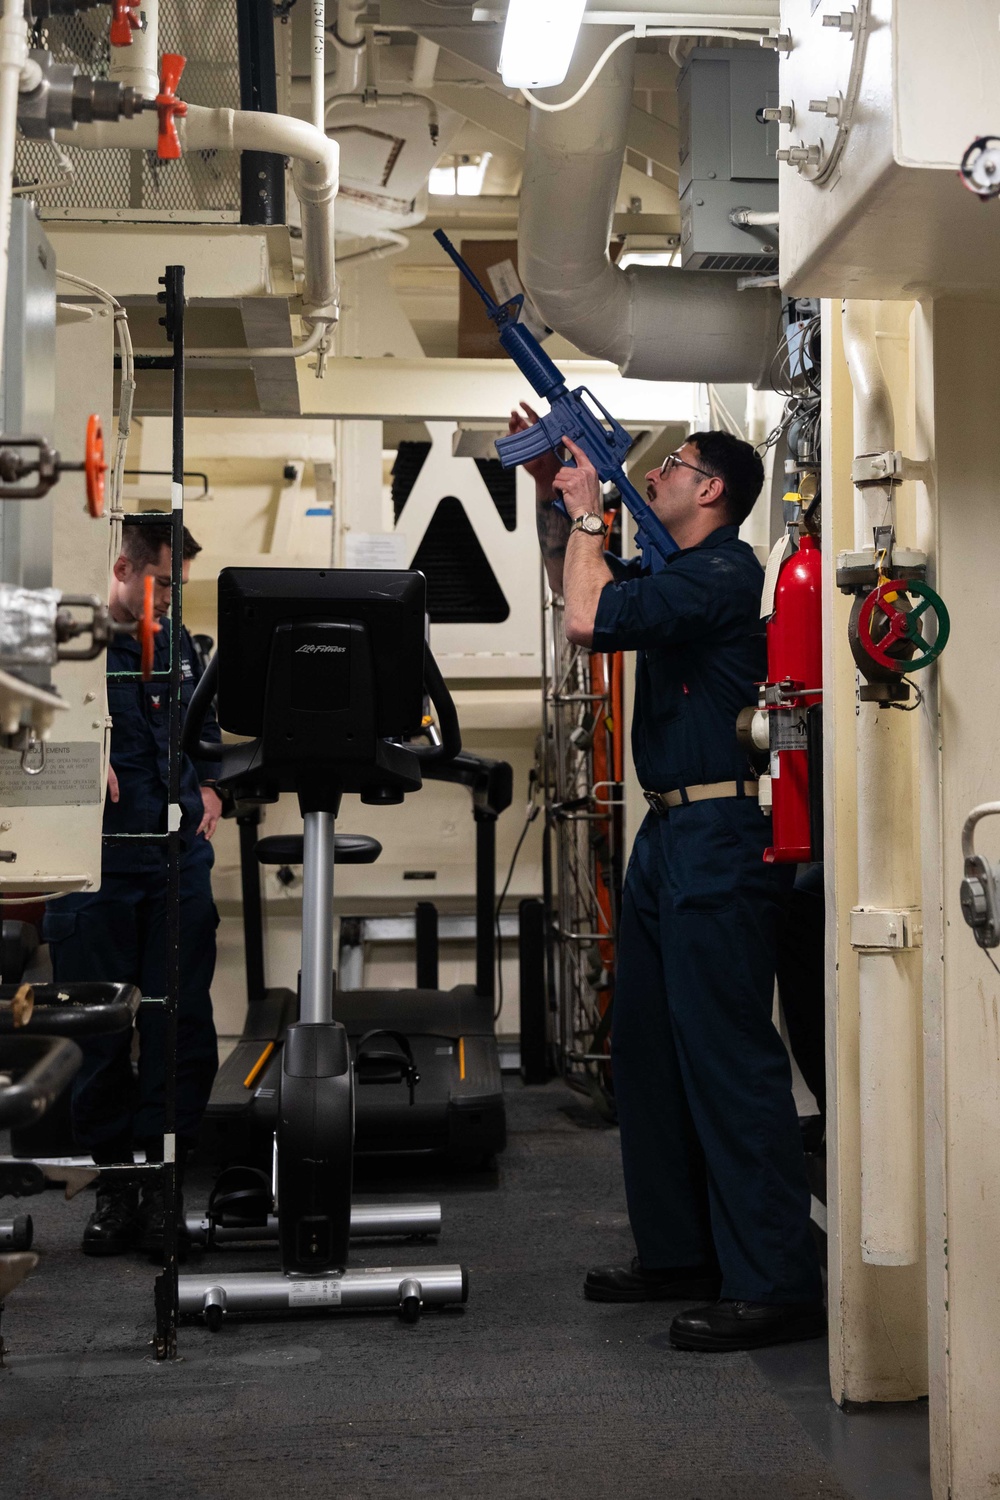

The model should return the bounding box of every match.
[511,405,824,1352]
[43,523,222,1255]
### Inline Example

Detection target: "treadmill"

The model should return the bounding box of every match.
[336,751,512,1165]
[199,749,511,1170]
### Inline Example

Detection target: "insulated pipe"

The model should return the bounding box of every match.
[518,29,780,385]
[56,107,340,321]
[842,299,922,1267]
[109,0,158,98]
[411,37,439,91]
[0,0,27,407]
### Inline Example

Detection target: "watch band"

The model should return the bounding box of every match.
[570,513,607,537]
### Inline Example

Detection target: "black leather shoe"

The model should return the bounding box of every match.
[81,1180,140,1257]
[584,1257,722,1303]
[136,1182,190,1260]
[669,1298,827,1352]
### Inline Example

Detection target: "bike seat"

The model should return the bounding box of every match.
[255,834,382,866]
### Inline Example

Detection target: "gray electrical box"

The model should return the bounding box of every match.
[677,46,779,273]
[0,199,56,591]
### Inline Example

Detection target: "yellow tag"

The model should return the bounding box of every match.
[883,590,898,604]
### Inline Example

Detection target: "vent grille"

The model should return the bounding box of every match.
[697,252,779,274]
[474,458,516,531]
[16,1,241,218]
[410,497,510,624]
[391,440,431,522]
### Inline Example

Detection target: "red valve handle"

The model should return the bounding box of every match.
[110,0,142,47]
[84,413,107,519]
[155,53,188,161]
[855,578,951,674]
[138,576,161,682]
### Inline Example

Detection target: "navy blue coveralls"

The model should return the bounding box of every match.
[43,624,222,1158]
[591,524,821,1304]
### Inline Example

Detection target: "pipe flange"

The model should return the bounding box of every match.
[836,547,927,595]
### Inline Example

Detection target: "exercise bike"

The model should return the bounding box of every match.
[176,567,468,1326]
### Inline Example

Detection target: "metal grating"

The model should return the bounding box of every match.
[409,496,510,624]
[16,1,241,218]
[698,251,779,274]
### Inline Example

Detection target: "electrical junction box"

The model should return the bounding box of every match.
[778,0,1000,298]
[677,46,779,274]
[0,199,56,594]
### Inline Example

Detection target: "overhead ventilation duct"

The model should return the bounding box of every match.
[518,32,780,385]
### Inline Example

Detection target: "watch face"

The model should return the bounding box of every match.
[577,513,603,534]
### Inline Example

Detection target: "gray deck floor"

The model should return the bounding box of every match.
[2,1079,930,1499]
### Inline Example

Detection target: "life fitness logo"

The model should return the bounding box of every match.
[295,643,346,654]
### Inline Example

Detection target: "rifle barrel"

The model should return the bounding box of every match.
[433,228,500,316]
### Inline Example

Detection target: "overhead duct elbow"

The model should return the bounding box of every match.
[518,33,780,386]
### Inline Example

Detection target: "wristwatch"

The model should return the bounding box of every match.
[570,513,607,538]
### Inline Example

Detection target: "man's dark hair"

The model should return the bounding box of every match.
[120,522,202,569]
[686,430,765,528]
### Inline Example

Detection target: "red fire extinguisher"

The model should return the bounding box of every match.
[762,533,823,863]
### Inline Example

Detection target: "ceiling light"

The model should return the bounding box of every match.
[618,250,679,270]
[499,0,588,91]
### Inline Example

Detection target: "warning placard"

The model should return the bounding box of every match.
[287,1278,343,1308]
[0,741,102,807]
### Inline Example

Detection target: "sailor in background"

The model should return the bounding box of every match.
[43,523,221,1256]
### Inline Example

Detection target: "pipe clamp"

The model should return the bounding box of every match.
[850,907,922,952]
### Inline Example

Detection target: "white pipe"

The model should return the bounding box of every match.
[518,30,779,384]
[411,37,440,92]
[842,299,922,1268]
[0,0,27,407]
[133,319,329,361]
[311,0,326,134]
[57,107,340,323]
[109,0,159,100]
[328,0,366,95]
[520,26,770,113]
[731,209,780,228]
[336,229,408,267]
[336,0,366,47]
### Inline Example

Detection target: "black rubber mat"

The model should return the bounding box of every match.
[2,1080,856,1500]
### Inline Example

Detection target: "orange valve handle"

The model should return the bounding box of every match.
[138,576,161,682]
[110,0,142,47]
[84,414,108,518]
[155,53,188,161]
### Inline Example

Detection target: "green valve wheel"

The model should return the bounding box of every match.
[856,578,951,674]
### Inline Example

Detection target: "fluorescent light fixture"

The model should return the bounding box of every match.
[428,153,492,196]
[618,250,679,270]
[500,0,588,91]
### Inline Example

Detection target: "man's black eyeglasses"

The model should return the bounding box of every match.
[659,450,717,481]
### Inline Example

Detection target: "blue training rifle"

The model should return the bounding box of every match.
[433,228,678,568]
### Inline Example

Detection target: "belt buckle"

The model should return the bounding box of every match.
[643,790,668,817]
